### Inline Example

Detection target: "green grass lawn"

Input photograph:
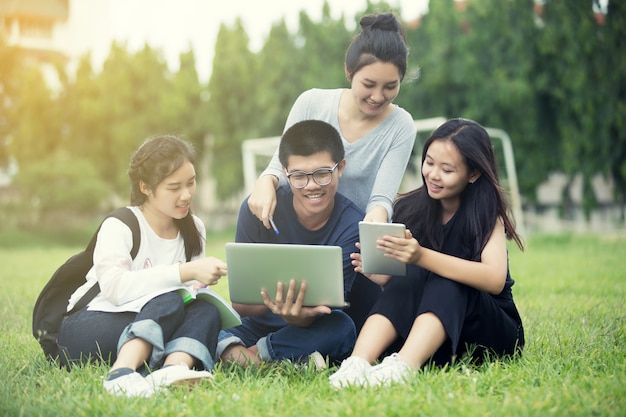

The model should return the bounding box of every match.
[0,232,624,417]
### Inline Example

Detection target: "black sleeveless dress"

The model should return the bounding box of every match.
[370,212,525,366]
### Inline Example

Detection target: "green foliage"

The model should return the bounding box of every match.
[13,151,109,219]
[6,65,62,167]
[0,1,624,223]
[255,19,304,136]
[206,19,258,198]
[0,39,24,167]
[57,42,209,199]
[168,49,210,153]
[530,1,625,215]
[0,234,624,416]
[405,0,545,197]
[403,0,625,215]
[205,7,352,199]
[295,3,351,90]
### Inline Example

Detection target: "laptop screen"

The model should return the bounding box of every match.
[225,242,346,308]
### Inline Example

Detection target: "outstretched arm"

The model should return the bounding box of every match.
[379,220,509,294]
[247,174,279,230]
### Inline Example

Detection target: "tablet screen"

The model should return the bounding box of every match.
[358,222,407,276]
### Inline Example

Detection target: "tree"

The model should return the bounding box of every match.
[206,19,259,198]
[0,38,23,168]
[13,151,109,224]
[254,19,304,137]
[7,64,62,170]
[167,49,210,153]
[61,42,176,197]
[533,1,625,217]
[253,1,358,137]
[403,0,625,219]
[2,0,623,229]
[295,1,352,91]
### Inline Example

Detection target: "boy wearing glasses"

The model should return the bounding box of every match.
[217,120,380,368]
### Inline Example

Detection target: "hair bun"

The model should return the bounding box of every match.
[359,13,400,33]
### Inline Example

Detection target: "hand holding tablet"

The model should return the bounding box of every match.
[358,221,407,276]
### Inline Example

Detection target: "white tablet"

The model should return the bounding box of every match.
[358,221,407,276]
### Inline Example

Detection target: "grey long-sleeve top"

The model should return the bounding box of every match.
[261,88,417,220]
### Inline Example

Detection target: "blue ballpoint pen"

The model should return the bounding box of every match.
[268,215,280,235]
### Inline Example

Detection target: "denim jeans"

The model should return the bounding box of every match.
[58,291,221,370]
[216,309,356,364]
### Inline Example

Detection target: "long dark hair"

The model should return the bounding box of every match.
[345,13,409,81]
[393,119,523,260]
[127,135,203,257]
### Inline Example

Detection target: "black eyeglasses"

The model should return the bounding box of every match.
[286,163,339,189]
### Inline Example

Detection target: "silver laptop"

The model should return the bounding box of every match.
[225,242,346,308]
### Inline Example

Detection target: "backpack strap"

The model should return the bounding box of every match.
[87,207,190,261]
[85,207,140,258]
[70,207,140,313]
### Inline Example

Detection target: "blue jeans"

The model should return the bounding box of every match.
[216,310,356,364]
[58,292,221,370]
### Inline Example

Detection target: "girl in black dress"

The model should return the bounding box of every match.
[330,118,525,388]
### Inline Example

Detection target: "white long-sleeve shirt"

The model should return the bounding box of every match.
[66,206,205,313]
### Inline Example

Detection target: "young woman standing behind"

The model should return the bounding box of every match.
[58,135,227,397]
[329,118,525,388]
[249,12,417,226]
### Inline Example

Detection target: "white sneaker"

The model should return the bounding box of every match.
[309,351,327,371]
[145,363,214,390]
[328,356,371,389]
[367,353,413,387]
[103,370,155,398]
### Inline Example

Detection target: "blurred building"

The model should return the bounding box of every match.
[0,0,71,89]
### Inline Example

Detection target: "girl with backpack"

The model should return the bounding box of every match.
[58,135,227,397]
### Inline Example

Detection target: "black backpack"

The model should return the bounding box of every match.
[32,207,140,362]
